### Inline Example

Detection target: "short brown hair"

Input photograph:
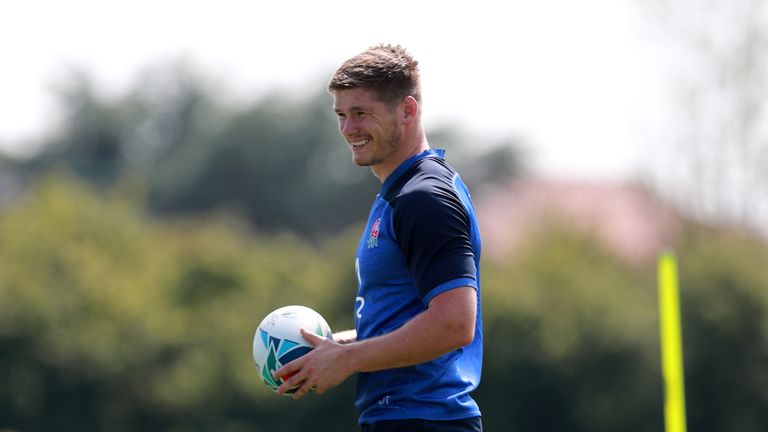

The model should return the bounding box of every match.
[328,44,421,105]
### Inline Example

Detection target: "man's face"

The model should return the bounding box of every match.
[332,88,403,171]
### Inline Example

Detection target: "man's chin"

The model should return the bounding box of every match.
[352,156,374,167]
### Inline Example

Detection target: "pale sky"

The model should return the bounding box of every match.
[0,0,666,178]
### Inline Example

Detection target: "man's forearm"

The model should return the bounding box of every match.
[342,287,476,374]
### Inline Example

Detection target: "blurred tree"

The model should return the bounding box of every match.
[0,156,23,208]
[641,0,768,234]
[678,226,768,432]
[0,177,361,431]
[145,90,381,236]
[478,223,662,432]
[1,178,767,430]
[23,71,131,186]
[8,62,525,238]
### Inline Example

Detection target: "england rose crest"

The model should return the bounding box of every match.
[367,218,381,249]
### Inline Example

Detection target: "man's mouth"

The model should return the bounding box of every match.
[350,139,370,148]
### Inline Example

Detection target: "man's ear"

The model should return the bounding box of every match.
[401,96,419,122]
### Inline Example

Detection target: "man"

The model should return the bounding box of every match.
[274,44,483,432]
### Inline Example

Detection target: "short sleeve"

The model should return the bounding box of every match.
[391,184,478,302]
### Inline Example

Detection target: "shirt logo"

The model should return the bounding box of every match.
[367,218,381,249]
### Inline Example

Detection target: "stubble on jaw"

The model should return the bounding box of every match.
[353,122,402,168]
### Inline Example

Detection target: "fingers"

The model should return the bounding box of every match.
[275,366,305,396]
[273,357,302,382]
[276,369,320,400]
[273,355,316,398]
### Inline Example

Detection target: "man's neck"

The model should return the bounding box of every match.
[373,133,430,183]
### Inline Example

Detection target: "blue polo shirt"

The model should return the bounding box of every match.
[353,148,483,425]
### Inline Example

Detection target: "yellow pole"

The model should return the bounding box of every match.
[658,251,687,432]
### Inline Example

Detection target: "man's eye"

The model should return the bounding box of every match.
[357,112,367,117]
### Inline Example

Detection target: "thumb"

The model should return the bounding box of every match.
[300,327,328,346]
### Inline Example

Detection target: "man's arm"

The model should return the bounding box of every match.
[347,286,476,371]
[274,286,476,399]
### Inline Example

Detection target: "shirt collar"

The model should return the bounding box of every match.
[381,148,445,194]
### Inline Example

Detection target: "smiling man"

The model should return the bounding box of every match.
[274,44,483,432]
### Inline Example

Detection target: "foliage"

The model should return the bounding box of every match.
[9,64,523,238]
[479,225,662,432]
[0,177,359,431]
[1,178,767,431]
[678,226,768,431]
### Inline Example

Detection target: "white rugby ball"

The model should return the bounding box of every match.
[252,305,333,394]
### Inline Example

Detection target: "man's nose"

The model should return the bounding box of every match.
[341,117,358,136]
